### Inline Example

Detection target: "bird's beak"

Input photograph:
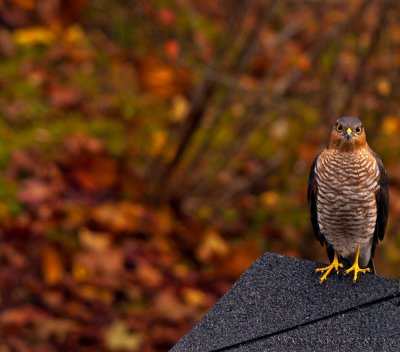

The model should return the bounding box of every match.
[344,127,353,140]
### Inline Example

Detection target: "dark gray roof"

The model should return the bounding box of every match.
[172,252,400,352]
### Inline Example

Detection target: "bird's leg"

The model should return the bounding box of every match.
[315,251,343,283]
[344,245,370,282]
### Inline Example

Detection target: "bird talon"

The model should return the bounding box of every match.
[344,245,371,282]
[345,266,371,282]
[334,263,343,274]
[315,252,342,283]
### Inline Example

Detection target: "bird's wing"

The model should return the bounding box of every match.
[371,150,389,256]
[307,149,325,246]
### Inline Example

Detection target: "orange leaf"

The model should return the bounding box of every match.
[150,130,167,156]
[72,155,117,193]
[91,202,154,233]
[78,284,113,303]
[260,191,279,209]
[382,116,400,136]
[169,95,189,123]
[136,263,163,289]
[376,78,391,96]
[73,248,123,280]
[216,241,261,278]
[13,27,55,46]
[137,55,191,98]
[78,228,111,251]
[182,288,212,307]
[12,0,35,10]
[196,229,229,263]
[154,290,195,322]
[41,245,64,286]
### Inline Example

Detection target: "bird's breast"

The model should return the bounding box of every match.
[314,148,380,256]
[315,149,379,196]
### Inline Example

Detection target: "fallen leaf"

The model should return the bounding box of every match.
[153,289,195,322]
[73,247,123,279]
[78,228,111,251]
[295,53,311,71]
[0,306,48,328]
[0,28,15,56]
[13,26,55,46]
[376,78,391,96]
[17,179,55,206]
[12,0,35,10]
[216,241,261,278]
[154,208,175,236]
[71,155,117,193]
[260,191,279,209]
[91,202,154,233]
[41,245,64,286]
[158,9,176,26]
[382,115,400,136]
[36,318,77,341]
[165,39,180,60]
[0,244,27,269]
[137,55,191,98]
[169,95,189,123]
[105,321,142,351]
[78,284,113,304]
[136,263,163,289]
[64,24,87,44]
[46,83,82,109]
[150,130,167,156]
[196,229,229,263]
[182,288,212,307]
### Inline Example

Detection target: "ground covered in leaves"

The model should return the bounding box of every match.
[0,1,400,351]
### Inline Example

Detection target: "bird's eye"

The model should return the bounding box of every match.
[355,126,362,134]
[336,124,343,132]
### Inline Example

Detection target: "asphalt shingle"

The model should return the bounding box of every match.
[231,299,399,352]
[172,252,400,352]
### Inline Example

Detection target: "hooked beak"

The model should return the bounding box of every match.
[344,127,353,141]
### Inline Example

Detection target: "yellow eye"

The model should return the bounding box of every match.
[355,126,362,134]
[336,124,343,132]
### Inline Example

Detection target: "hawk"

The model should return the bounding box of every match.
[308,116,389,283]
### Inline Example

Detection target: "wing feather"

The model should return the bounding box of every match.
[370,150,389,257]
[307,150,324,245]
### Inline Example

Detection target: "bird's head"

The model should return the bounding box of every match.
[328,116,367,152]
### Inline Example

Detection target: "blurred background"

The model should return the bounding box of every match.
[0,0,399,351]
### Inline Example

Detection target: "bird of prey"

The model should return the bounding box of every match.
[308,116,389,283]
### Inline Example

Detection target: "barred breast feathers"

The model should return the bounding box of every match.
[314,148,380,257]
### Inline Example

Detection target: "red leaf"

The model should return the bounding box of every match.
[158,9,176,25]
[165,39,180,60]
[0,306,48,328]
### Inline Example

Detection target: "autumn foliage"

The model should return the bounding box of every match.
[0,0,400,351]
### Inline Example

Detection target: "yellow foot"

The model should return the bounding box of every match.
[315,252,343,283]
[344,264,370,283]
[344,245,370,282]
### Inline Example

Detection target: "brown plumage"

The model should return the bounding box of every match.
[308,116,389,283]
